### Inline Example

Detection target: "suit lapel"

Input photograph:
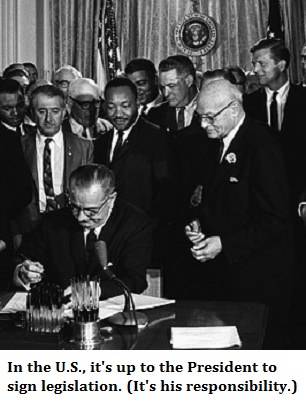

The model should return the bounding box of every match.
[111,121,140,163]
[208,120,246,195]
[23,133,39,192]
[63,131,73,189]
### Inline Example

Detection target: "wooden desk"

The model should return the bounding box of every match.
[0,293,267,350]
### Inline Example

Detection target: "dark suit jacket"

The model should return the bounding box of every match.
[192,117,292,308]
[94,117,175,221]
[147,102,177,134]
[244,84,306,205]
[16,129,93,233]
[0,122,32,288]
[19,199,152,298]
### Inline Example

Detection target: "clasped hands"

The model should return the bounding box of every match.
[185,220,222,263]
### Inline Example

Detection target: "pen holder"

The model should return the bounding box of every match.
[70,275,101,323]
[26,283,65,334]
[70,275,102,348]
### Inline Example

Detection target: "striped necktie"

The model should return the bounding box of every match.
[43,138,57,212]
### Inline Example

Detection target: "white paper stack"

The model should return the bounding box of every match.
[170,326,242,349]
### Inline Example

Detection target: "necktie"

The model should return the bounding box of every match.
[177,107,185,130]
[218,139,224,162]
[43,138,57,212]
[82,126,87,138]
[141,104,148,116]
[86,229,97,265]
[270,91,278,131]
[112,130,124,160]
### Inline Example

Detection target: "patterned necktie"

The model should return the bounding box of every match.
[43,138,57,212]
[112,130,124,160]
[177,107,185,130]
[86,229,97,265]
[270,91,278,131]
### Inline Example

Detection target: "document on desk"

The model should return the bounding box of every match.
[99,294,175,320]
[0,292,27,313]
[170,326,242,349]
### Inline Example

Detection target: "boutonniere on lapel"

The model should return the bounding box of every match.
[224,152,237,164]
[190,185,203,207]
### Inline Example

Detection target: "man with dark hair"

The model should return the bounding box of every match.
[147,55,198,135]
[14,164,152,298]
[15,84,93,239]
[3,69,30,94]
[0,78,28,136]
[125,58,162,115]
[94,77,173,220]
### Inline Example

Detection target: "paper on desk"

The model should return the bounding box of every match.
[0,292,27,313]
[170,326,242,349]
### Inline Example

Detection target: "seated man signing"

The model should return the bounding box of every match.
[14,164,152,298]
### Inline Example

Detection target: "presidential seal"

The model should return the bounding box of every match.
[175,13,217,57]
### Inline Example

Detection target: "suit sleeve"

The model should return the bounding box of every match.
[100,216,152,299]
[221,136,290,265]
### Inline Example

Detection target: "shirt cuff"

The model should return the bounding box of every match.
[298,202,306,217]
[13,264,31,291]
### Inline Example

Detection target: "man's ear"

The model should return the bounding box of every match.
[277,59,287,72]
[185,74,194,88]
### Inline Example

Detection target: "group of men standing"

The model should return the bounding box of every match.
[0,37,305,347]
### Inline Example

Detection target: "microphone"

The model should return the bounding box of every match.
[94,240,148,328]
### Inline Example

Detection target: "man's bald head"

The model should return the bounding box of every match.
[197,79,244,139]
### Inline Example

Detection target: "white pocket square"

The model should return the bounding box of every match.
[229,177,239,183]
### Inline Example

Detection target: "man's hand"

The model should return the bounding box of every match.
[191,236,222,262]
[299,204,306,225]
[15,260,44,288]
[185,220,205,245]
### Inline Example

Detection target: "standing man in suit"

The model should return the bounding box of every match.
[147,55,198,135]
[185,79,292,347]
[244,39,306,323]
[14,164,152,298]
[0,79,28,137]
[15,85,93,238]
[63,78,112,140]
[124,58,163,116]
[244,38,306,207]
[94,77,174,221]
[0,106,32,289]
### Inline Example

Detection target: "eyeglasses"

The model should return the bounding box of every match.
[197,101,235,125]
[69,97,100,111]
[55,80,70,88]
[69,197,109,218]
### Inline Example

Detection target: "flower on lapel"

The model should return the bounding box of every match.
[225,152,237,164]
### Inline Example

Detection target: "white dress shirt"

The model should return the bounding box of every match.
[265,80,290,131]
[109,117,139,162]
[36,130,64,212]
[220,115,245,161]
[175,93,198,128]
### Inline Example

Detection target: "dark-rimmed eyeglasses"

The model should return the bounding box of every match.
[69,97,100,111]
[69,197,109,218]
[197,101,235,125]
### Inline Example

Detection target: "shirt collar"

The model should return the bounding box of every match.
[70,117,85,135]
[83,195,116,236]
[114,114,139,138]
[265,80,290,101]
[37,128,63,147]
[1,121,18,131]
[176,92,198,112]
[222,114,245,149]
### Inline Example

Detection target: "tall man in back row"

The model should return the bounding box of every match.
[185,79,292,347]
[147,55,198,135]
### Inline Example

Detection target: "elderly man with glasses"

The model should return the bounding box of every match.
[179,79,292,348]
[14,164,152,298]
[64,78,112,140]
